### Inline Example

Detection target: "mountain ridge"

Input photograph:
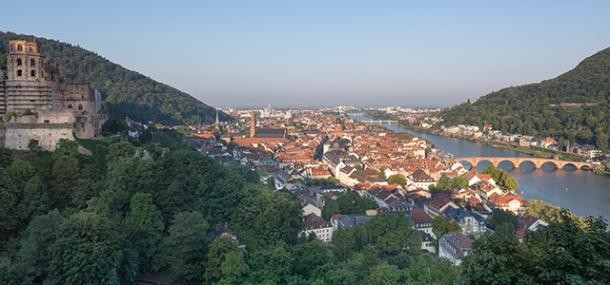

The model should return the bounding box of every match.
[440,47,610,150]
[0,31,229,125]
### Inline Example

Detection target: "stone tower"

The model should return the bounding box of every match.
[249,111,256,137]
[7,40,45,81]
[3,40,54,113]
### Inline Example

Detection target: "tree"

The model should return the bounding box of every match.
[6,210,64,284]
[322,198,340,220]
[450,176,469,189]
[204,237,243,283]
[125,192,164,272]
[483,166,518,191]
[163,211,209,284]
[462,224,525,284]
[46,211,133,285]
[432,216,461,240]
[486,209,518,230]
[387,174,407,187]
[332,228,355,261]
[368,263,402,285]
[291,239,332,280]
[366,214,420,256]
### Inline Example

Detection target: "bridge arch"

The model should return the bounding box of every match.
[561,163,577,171]
[540,161,558,171]
[498,160,515,170]
[517,160,536,171]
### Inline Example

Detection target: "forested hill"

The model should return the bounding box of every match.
[0,31,229,125]
[440,47,610,150]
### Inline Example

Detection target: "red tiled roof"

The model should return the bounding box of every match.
[410,207,432,223]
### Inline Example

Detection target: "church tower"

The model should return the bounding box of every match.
[249,111,257,137]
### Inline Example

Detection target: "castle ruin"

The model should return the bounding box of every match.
[0,39,105,150]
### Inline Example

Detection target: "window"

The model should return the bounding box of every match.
[78,104,83,111]
[31,70,36,77]
[10,43,14,51]
[17,70,22,77]
[16,58,22,66]
[68,104,73,109]
[17,44,23,51]
[28,47,33,53]
[30,59,36,67]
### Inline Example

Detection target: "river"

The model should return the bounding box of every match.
[351,115,610,221]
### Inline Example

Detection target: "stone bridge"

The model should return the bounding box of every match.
[456,157,594,171]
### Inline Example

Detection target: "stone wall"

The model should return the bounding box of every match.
[2,124,74,151]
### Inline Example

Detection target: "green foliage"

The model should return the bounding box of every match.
[430,175,469,192]
[432,216,461,239]
[163,211,209,284]
[462,215,610,284]
[441,47,610,150]
[486,209,518,230]
[0,31,229,125]
[483,166,518,190]
[46,211,133,285]
[387,174,407,187]
[125,193,165,272]
[322,190,377,219]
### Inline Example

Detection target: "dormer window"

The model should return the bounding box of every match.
[10,43,14,51]
[17,44,23,52]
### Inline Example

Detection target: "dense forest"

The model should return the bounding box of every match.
[440,47,610,150]
[0,31,228,125]
[0,128,608,284]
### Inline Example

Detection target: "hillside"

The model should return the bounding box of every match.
[440,47,610,150]
[0,31,229,125]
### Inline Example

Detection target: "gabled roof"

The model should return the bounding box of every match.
[489,192,527,207]
[410,207,433,224]
[410,168,435,182]
[304,213,331,230]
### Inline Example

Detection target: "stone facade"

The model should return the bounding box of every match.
[0,39,104,151]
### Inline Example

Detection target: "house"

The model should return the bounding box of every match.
[410,207,436,253]
[302,203,322,217]
[515,216,549,241]
[471,180,503,200]
[362,185,408,208]
[462,170,496,186]
[541,137,558,149]
[408,168,436,190]
[442,207,487,237]
[425,192,459,217]
[488,192,528,215]
[300,213,334,242]
[331,214,374,230]
[438,232,472,265]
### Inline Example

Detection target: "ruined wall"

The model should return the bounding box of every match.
[3,124,74,151]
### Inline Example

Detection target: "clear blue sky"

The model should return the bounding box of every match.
[2,0,609,108]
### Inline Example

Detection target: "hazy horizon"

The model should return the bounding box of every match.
[2,1,609,108]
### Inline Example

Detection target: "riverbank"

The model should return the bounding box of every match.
[363,112,606,175]
[351,113,610,221]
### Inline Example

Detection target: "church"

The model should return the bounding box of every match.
[0,39,105,150]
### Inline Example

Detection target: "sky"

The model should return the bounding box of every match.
[1,1,609,108]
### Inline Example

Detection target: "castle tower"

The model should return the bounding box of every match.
[7,40,45,81]
[249,111,257,137]
[3,40,54,113]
